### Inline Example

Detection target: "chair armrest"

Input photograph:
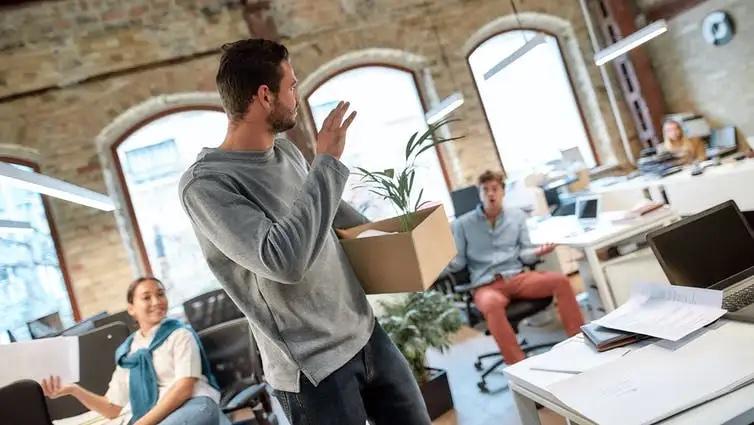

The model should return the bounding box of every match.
[221,383,267,413]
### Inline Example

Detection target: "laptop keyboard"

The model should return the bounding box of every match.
[723,279,754,312]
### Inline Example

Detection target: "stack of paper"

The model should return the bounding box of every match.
[547,321,754,424]
[593,282,727,341]
[0,336,79,386]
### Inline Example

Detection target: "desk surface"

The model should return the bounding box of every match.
[591,157,754,193]
[506,320,754,425]
[527,207,677,248]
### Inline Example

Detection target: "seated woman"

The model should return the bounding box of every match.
[42,277,228,425]
[662,119,706,164]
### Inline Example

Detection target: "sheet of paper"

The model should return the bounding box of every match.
[547,321,754,425]
[593,282,725,341]
[526,337,632,374]
[0,336,79,386]
[356,229,395,239]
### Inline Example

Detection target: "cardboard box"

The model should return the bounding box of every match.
[338,205,457,294]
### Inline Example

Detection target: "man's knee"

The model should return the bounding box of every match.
[474,289,509,315]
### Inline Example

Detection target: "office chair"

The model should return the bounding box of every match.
[183,288,245,332]
[47,322,130,420]
[93,309,139,333]
[434,265,556,392]
[198,318,277,425]
[0,379,53,425]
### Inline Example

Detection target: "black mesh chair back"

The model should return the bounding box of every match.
[198,318,262,394]
[183,289,244,333]
[93,310,139,333]
[47,322,130,420]
[0,379,53,425]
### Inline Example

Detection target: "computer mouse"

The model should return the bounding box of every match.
[691,164,704,176]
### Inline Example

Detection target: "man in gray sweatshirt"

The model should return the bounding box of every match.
[179,39,431,425]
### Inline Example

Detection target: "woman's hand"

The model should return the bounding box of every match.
[41,375,77,399]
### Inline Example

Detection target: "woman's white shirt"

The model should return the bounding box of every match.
[105,326,220,408]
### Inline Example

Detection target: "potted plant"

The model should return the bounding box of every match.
[336,118,465,294]
[379,291,463,420]
[354,117,464,232]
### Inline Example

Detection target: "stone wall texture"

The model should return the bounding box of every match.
[0,0,664,316]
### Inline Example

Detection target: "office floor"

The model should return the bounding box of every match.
[269,315,572,425]
[271,275,585,425]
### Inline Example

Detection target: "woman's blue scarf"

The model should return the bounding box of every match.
[114,318,219,422]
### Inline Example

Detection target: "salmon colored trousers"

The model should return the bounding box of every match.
[473,271,584,364]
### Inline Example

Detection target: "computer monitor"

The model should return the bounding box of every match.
[709,126,736,150]
[26,311,63,339]
[450,186,480,218]
[647,201,754,289]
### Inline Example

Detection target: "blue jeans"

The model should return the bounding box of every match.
[274,321,431,425]
[158,396,230,425]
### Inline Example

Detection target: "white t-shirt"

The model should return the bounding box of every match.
[105,326,220,409]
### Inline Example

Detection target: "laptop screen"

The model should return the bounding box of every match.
[577,198,599,220]
[649,202,754,288]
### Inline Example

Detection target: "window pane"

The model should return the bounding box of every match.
[307,66,454,220]
[469,30,595,179]
[116,110,227,306]
[0,162,74,340]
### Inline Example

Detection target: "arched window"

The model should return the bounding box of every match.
[112,108,227,306]
[0,157,78,340]
[468,30,596,179]
[306,65,454,220]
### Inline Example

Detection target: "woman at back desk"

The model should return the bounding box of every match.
[662,119,706,165]
[42,277,227,425]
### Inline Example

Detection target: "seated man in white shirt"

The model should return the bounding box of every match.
[42,277,228,425]
[448,170,584,364]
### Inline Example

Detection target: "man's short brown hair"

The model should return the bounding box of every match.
[477,170,505,189]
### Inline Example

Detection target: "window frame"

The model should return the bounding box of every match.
[0,155,80,322]
[108,104,224,275]
[465,28,600,175]
[302,63,454,192]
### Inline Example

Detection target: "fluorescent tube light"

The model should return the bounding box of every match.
[0,219,33,232]
[484,33,546,80]
[425,92,464,125]
[594,19,668,66]
[0,162,115,211]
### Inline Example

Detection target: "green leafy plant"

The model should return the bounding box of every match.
[378,291,463,383]
[354,118,464,232]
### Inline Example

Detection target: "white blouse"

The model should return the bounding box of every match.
[105,326,220,409]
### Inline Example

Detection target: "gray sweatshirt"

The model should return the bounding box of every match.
[178,138,374,392]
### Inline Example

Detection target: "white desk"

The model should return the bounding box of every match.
[527,208,679,312]
[661,159,754,215]
[591,158,754,216]
[505,320,754,425]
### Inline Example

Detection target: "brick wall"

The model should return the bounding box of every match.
[0,0,632,316]
[644,0,754,140]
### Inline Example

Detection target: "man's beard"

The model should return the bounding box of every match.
[268,102,297,133]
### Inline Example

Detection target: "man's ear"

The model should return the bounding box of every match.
[257,85,273,110]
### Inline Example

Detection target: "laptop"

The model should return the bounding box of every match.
[647,201,754,316]
[575,195,600,228]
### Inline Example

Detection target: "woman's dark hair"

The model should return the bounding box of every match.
[216,38,289,122]
[126,276,165,304]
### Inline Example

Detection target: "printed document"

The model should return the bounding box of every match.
[593,282,726,341]
[0,336,79,386]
